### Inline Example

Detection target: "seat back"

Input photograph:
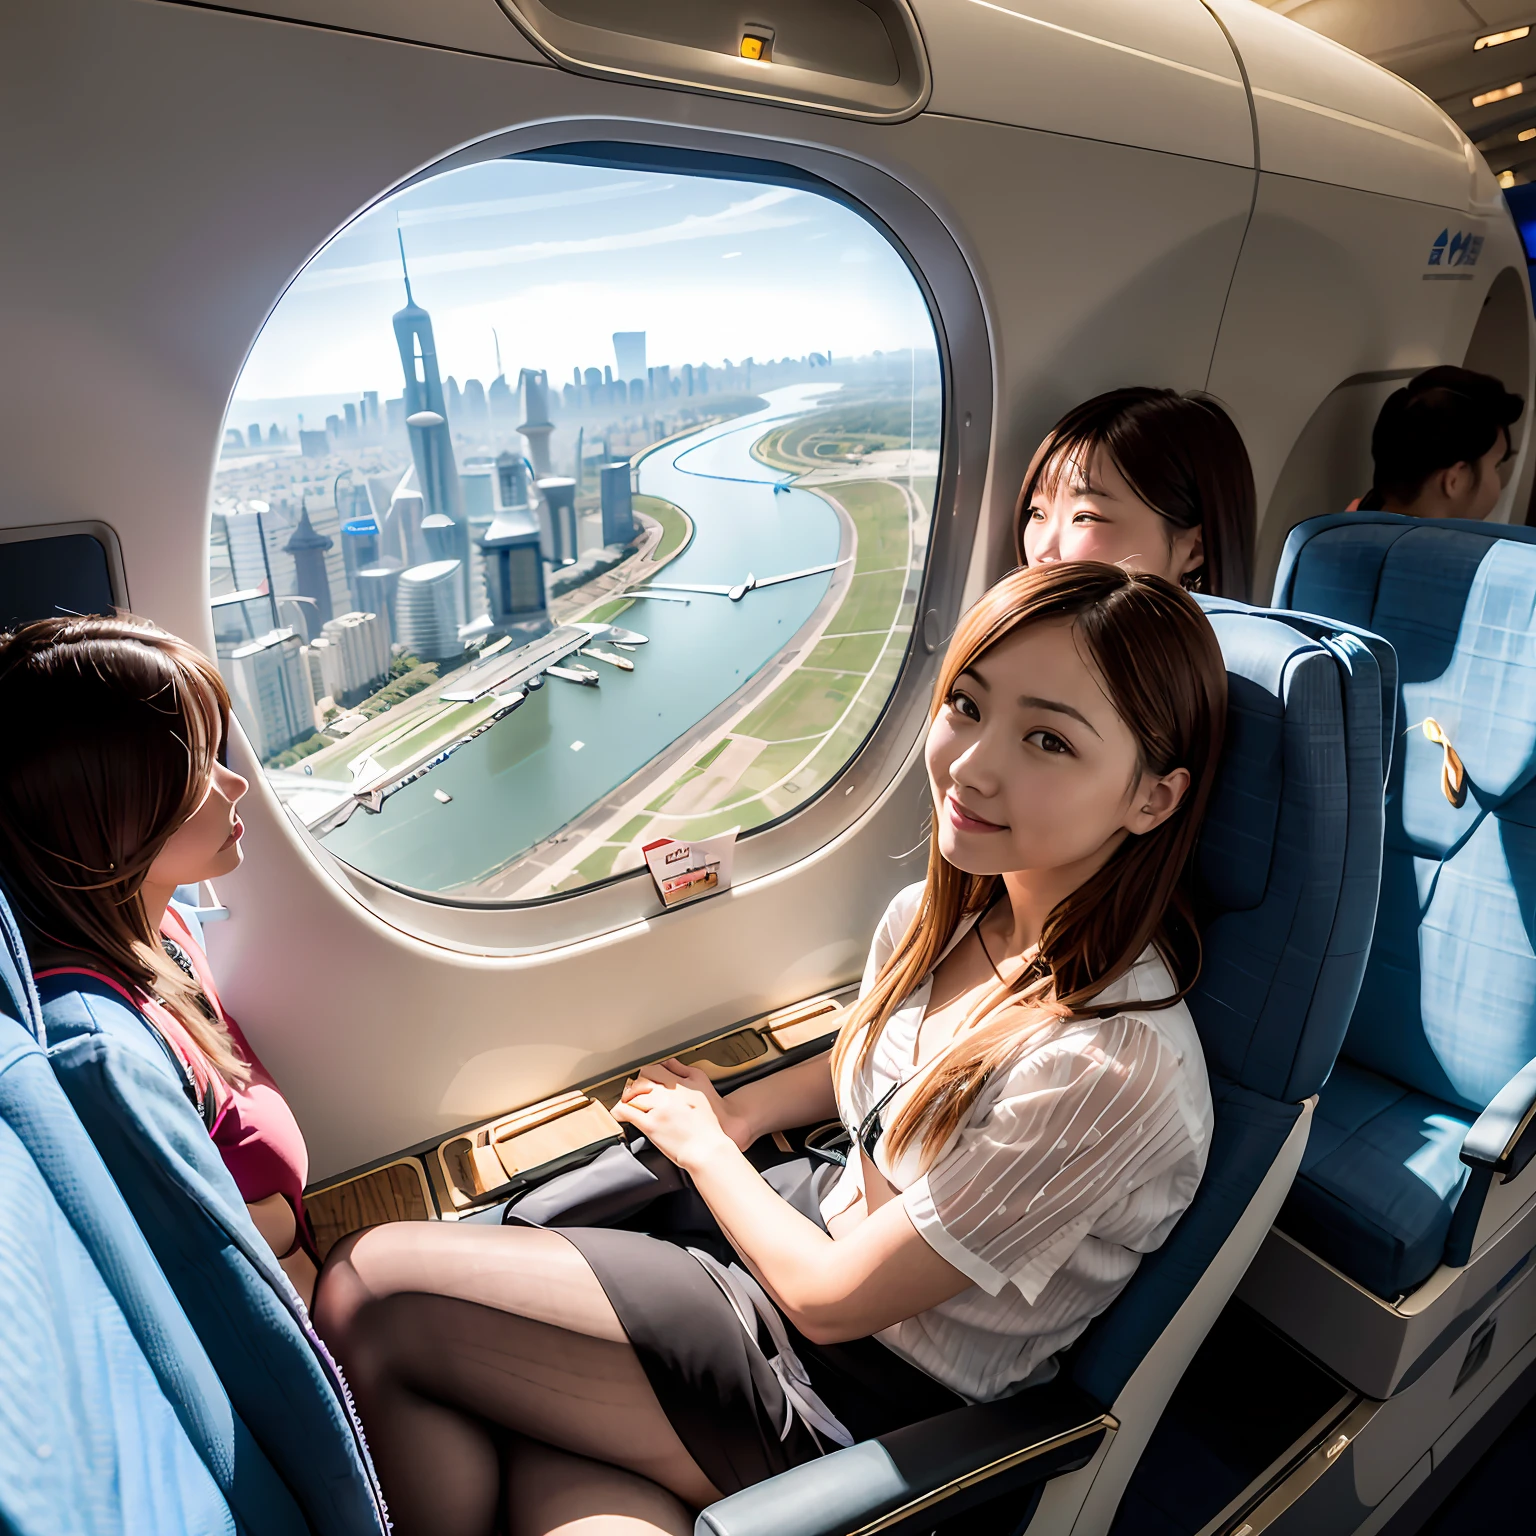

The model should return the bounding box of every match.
[1070,602,1387,1405]
[1276,513,1536,1113]
[38,975,391,1536]
[0,890,306,1536]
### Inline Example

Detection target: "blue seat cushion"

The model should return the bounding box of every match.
[1279,1058,1473,1299]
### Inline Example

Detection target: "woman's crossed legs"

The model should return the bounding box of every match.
[314,1222,720,1536]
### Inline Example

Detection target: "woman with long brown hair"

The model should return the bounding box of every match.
[1017,387,1256,599]
[0,614,319,1303]
[314,562,1227,1536]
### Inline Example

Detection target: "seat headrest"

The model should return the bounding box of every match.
[1190,603,1386,1103]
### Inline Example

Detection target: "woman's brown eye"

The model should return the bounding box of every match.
[950,691,980,721]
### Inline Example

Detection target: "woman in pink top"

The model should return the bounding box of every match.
[0,614,317,1302]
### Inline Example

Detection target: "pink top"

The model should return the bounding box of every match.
[39,909,315,1261]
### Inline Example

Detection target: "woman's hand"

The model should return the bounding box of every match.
[612,1059,747,1171]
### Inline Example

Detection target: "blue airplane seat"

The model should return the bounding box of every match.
[698,601,1386,1536]
[1273,512,1536,1301]
[36,957,390,1532]
[0,890,305,1536]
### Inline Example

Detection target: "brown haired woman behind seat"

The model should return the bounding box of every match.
[0,614,320,1304]
[1017,387,1256,600]
[314,563,1227,1536]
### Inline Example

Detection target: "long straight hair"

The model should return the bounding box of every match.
[0,615,249,1083]
[833,563,1226,1162]
[1014,387,1256,600]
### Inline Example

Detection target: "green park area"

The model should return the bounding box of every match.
[619,475,915,844]
[753,395,940,472]
[635,494,691,561]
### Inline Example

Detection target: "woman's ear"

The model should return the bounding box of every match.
[1174,524,1205,582]
[1126,766,1191,836]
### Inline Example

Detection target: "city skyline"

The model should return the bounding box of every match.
[231,158,934,404]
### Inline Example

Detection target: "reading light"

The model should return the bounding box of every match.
[1476,27,1530,50]
[1521,127,1536,141]
[1473,81,1524,107]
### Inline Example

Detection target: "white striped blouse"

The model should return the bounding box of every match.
[822,882,1213,1403]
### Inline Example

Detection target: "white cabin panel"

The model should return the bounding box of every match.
[1209,0,1474,209]
[919,0,1253,169]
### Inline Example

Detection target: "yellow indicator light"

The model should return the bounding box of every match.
[740,35,765,61]
[1520,128,1536,141]
[1500,169,1518,188]
[1476,27,1530,50]
[1473,81,1524,108]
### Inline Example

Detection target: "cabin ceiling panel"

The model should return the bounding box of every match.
[144,0,546,61]
[920,0,1253,168]
[1216,0,1473,207]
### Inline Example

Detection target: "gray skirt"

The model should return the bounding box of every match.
[555,1159,964,1498]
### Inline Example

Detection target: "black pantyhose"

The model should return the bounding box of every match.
[313,1223,714,1536]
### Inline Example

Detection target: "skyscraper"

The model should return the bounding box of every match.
[537,477,578,566]
[284,502,334,638]
[392,231,464,575]
[613,331,646,383]
[488,373,515,435]
[517,368,555,476]
[388,484,426,568]
[396,560,464,662]
[316,610,390,705]
[355,565,402,644]
[460,378,489,434]
[222,628,313,760]
[600,460,636,547]
[480,509,547,633]
[420,512,458,562]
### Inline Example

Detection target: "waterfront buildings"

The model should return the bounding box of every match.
[537,477,578,566]
[600,459,636,547]
[355,564,402,643]
[311,610,390,706]
[221,627,312,759]
[396,559,465,661]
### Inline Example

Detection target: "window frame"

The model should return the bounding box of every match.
[232,123,991,953]
[0,520,130,622]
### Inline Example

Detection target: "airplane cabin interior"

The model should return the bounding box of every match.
[5,2,1536,1535]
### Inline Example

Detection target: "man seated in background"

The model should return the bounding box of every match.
[1354,365,1523,521]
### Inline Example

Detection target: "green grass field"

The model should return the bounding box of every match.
[823,570,907,636]
[733,668,864,742]
[828,481,910,573]
[635,494,692,561]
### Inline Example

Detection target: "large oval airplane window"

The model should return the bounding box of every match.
[208,154,941,902]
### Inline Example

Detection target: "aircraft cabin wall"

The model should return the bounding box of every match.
[0,0,1529,1180]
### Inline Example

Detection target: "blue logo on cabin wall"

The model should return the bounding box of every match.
[1428,229,1484,267]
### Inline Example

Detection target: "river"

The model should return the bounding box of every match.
[322,386,843,893]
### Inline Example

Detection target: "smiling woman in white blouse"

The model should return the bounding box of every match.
[314,562,1228,1536]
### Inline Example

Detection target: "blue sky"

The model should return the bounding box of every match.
[232,159,937,406]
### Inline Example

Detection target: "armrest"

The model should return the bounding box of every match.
[694,1379,1113,1536]
[1461,1055,1536,1180]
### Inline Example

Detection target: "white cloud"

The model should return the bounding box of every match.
[392,179,657,228]
[295,188,811,293]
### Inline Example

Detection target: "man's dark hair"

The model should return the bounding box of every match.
[1362,365,1524,510]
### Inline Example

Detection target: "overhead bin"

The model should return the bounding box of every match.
[496,0,932,119]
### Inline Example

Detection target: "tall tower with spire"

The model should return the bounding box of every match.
[517,368,555,477]
[392,230,469,612]
[284,499,334,639]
